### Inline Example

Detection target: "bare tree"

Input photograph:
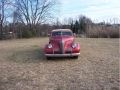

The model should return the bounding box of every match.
[12,11,17,38]
[52,18,61,29]
[0,0,5,40]
[15,0,59,35]
[0,0,13,40]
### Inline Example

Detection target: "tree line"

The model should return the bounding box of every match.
[0,0,119,39]
[0,0,59,39]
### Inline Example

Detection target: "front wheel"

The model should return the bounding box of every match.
[73,56,78,59]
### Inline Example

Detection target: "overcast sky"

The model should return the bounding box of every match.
[59,0,120,23]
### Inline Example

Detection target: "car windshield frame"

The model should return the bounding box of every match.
[52,31,72,37]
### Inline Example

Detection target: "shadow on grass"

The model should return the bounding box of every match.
[8,47,47,63]
[8,47,77,63]
[49,57,77,61]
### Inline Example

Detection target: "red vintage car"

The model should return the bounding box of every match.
[44,29,80,60]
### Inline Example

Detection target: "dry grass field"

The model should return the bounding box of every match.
[0,38,119,90]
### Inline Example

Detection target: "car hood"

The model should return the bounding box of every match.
[50,36,74,43]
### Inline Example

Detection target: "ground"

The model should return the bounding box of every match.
[0,38,119,90]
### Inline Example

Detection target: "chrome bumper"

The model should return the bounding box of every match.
[45,53,80,57]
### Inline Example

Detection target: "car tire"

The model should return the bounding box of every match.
[47,57,51,60]
[73,56,78,59]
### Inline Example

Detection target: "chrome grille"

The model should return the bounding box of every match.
[60,41,64,54]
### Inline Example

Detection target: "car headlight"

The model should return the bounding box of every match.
[72,43,76,48]
[48,44,52,49]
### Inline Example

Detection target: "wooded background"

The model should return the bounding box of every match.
[0,0,119,40]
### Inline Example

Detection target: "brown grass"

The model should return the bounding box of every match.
[0,38,119,90]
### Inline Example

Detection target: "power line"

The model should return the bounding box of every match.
[61,6,120,14]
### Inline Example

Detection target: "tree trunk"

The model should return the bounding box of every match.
[0,20,3,40]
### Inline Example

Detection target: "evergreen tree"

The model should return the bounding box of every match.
[75,20,79,33]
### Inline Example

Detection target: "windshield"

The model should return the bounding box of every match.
[52,31,72,36]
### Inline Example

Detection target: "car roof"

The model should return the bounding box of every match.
[51,29,72,32]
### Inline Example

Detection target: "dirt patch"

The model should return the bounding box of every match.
[0,38,119,90]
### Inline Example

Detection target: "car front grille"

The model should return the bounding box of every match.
[60,41,64,54]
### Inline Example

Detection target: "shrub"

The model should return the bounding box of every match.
[22,30,33,38]
[86,26,119,38]
[107,27,119,38]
